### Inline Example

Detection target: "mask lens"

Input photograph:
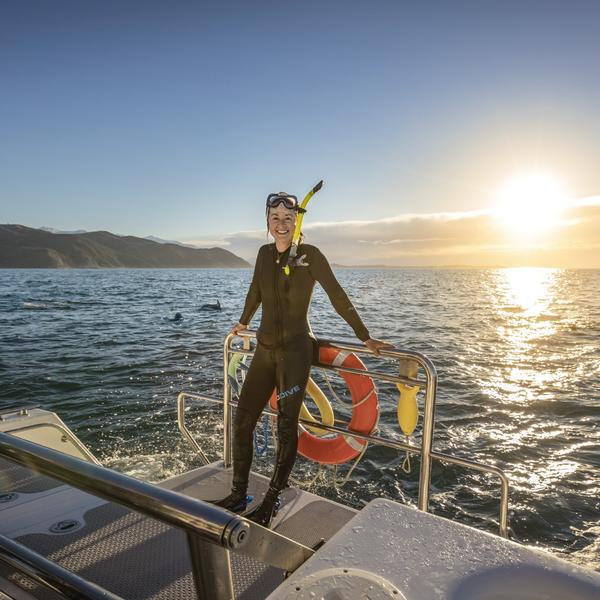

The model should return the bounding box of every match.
[266,193,298,210]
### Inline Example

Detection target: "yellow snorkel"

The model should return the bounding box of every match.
[283,180,323,276]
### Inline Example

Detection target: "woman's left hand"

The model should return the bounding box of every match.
[364,338,395,356]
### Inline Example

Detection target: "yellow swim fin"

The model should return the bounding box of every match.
[300,377,334,436]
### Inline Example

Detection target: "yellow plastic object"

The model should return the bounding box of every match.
[284,180,323,276]
[396,382,419,436]
[300,377,334,436]
[227,352,245,380]
[227,352,247,396]
[292,185,318,243]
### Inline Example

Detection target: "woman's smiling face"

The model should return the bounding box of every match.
[268,205,297,247]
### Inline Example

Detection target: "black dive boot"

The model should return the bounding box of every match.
[246,404,295,526]
[245,486,281,527]
[212,408,256,513]
[212,481,248,513]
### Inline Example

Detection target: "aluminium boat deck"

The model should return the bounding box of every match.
[0,457,355,599]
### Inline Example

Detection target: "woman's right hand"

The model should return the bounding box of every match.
[364,337,395,356]
[231,322,248,335]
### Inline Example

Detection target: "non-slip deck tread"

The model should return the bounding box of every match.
[274,500,356,548]
[166,466,302,518]
[14,502,282,600]
[0,458,63,495]
[2,464,357,599]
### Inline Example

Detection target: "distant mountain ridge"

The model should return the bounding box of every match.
[40,226,88,235]
[40,227,199,249]
[0,225,249,268]
[143,235,199,248]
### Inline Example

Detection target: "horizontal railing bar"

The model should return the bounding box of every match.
[316,362,427,387]
[180,393,508,474]
[1,431,314,573]
[179,392,419,454]
[430,450,509,538]
[179,392,509,536]
[226,346,428,388]
[0,534,124,600]
[233,331,435,365]
[0,432,248,550]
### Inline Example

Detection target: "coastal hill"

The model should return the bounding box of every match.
[0,225,249,268]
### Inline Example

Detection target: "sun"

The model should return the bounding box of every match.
[493,172,569,237]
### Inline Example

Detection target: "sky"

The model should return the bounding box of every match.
[2,1,600,266]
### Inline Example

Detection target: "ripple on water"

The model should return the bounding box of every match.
[1,267,599,570]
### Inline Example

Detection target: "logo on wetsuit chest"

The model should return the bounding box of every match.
[295,254,309,267]
[277,384,301,400]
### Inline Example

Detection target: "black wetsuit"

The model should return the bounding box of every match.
[232,243,370,493]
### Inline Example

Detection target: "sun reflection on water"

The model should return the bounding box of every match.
[496,267,560,345]
[513,459,581,493]
[469,267,593,495]
[481,268,565,406]
[503,267,557,312]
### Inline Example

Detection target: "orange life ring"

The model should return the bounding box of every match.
[269,347,379,465]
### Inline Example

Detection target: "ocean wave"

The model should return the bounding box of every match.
[2,267,599,572]
[22,301,48,310]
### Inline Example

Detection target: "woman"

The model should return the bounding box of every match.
[216,191,391,526]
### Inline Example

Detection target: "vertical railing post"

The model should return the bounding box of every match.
[417,359,438,512]
[223,334,252,468]
[187,532,235,600]
[223,334,234,468]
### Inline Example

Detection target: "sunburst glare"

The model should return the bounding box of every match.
[493,172,569,237]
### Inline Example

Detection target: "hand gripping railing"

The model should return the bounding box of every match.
[0,432,314,599]
[180,330,509,537]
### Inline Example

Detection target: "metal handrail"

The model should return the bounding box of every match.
[178,329,510,537]
[177,395,210,465]
[0,431,314,575]
[226,331,439,510]
[0,432,248,548]
[0,533,124,600]
[179,392,509,537]
[0,431,245,599]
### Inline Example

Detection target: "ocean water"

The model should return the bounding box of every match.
[0,267,599,570]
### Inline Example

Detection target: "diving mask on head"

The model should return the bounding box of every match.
[266,192,306,213]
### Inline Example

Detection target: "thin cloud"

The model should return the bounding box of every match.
[185,197,600,267]
[185,239,232,247]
